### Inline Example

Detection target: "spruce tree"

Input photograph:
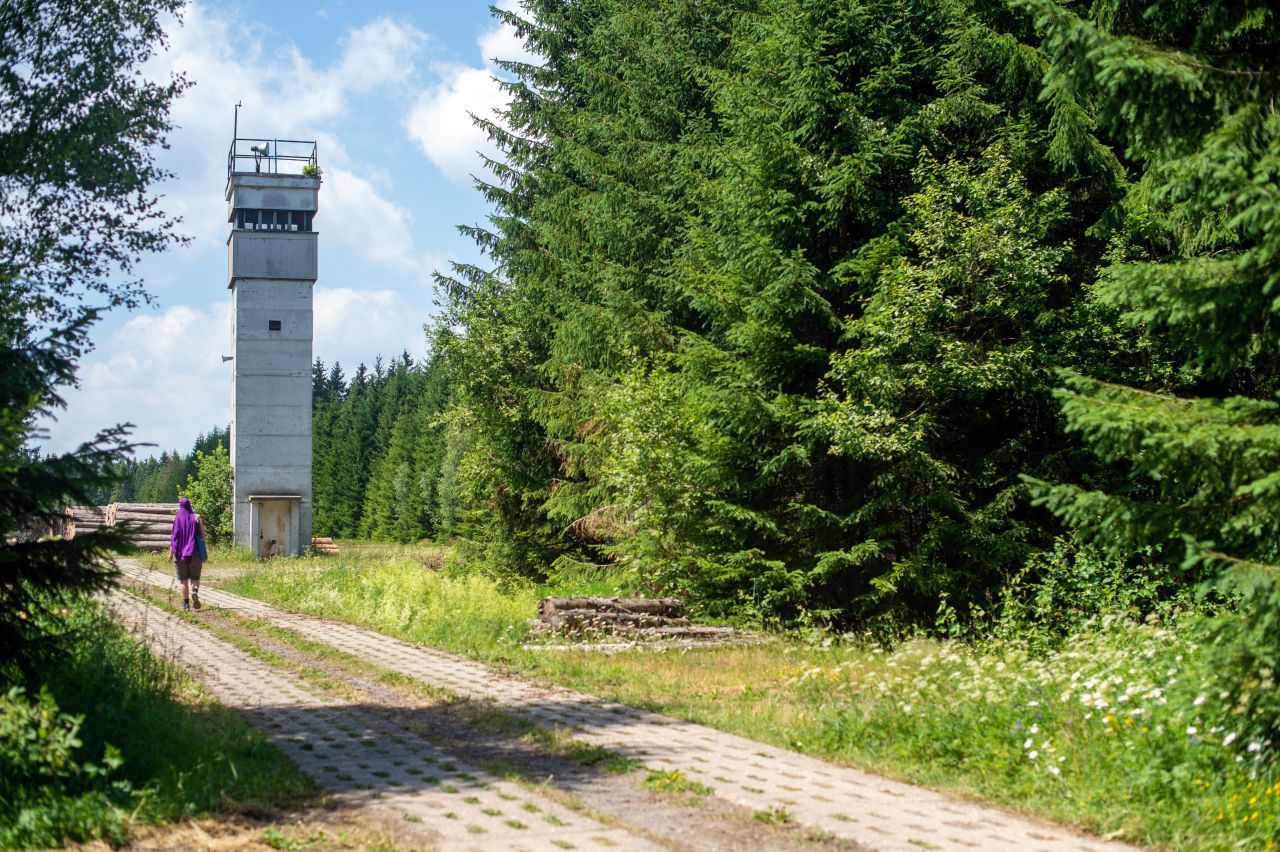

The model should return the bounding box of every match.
[1026,0,1280,742]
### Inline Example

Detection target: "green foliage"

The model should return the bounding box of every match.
[0,0,187,674]
[181,441,232,544]
[310,353,456,542]
[818,150,1074,615]
[1023,0,1280,746]
[993,538,1195,651]
[1,686,99,797]
[0,601,313,847]
[0,686,129,847]
[428,0,1135,624]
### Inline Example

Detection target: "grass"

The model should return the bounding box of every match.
[188,541,1280,849]
[0,600,315,848]
[643,769,713,799]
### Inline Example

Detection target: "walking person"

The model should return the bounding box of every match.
[170,497,204,611]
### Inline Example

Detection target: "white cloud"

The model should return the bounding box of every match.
[44,286,430,454]
[336,17,426,91]
[405,65,506,183]
[327,166,418,270]
[149,4,429,274]
[45,304,233,454]
[405,0,537,183]
[314,286,427,366]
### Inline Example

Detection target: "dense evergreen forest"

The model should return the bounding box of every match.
[89,426,228,506]
[310,0,1280,654]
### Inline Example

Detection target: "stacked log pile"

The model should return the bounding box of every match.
[108,503,176,551]
[311,536,340,555]
[64,506,107,539]
[536,597,735,640]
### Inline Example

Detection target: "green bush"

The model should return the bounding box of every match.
[0,687,129,847]
[993,539,1199,650]
[182,441,232,544]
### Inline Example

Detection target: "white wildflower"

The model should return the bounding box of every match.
[1223,732,1238,747]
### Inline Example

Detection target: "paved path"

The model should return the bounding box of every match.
[109,591,658,852]
[120,561,1136,852]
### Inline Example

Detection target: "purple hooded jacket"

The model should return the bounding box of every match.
[171,497,197,560]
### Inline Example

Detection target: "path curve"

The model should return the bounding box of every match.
[119,560,1137,852]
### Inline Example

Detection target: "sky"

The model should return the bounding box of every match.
[40,0,536,455]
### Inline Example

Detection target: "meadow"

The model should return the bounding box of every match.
[166,541,1280,850]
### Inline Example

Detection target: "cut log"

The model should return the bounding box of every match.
[65,505,109,539]
[538,597,685,620]
[116,516,172,524]
[544,610,692,632]
[112,503,175,513]
[310,536,340,555]
[113,510,176,523]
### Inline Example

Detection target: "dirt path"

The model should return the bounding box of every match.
[116,560,1137,852]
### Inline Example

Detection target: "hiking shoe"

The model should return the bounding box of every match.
[183,598,191,611]
[192,593,201,611]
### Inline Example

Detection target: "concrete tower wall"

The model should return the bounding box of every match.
[227,170,320,557]
[230,277,314,550]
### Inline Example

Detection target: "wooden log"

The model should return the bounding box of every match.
[113,510,176,522]
[112,503,174,513]
[117,525,172,535]
[115,519,173,529]
[66,506,107,539]
[544,611,691,632]
[538,597,685,620]
[310,536,340,554]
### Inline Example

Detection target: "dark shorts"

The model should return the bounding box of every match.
[174,556,202,582]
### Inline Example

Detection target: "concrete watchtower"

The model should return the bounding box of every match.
[226,136,320,557]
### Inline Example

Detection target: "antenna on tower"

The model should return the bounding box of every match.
[233,100,242,140]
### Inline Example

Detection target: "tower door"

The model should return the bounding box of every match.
[257,500,292,558]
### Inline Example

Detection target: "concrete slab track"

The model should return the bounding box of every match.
[109,592,658,851]
[118,560,1137,852]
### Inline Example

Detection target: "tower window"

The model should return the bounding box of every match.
[236,209,314,232]
[268,320,282,331]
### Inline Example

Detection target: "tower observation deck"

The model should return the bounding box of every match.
[226,137,320,557]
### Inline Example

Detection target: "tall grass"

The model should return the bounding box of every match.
[0,601,314,847]
[224,544,535,656]
[220,544,1280,848]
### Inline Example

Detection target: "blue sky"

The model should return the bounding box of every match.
[43,0,533,455]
